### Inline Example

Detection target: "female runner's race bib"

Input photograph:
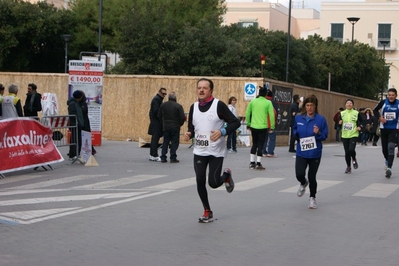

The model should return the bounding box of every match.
[343,122,354,131]
[300,136,317,151]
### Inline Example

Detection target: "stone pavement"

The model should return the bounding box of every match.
[0,140,399,266]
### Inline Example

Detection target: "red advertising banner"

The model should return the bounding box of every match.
[0,118,64,173]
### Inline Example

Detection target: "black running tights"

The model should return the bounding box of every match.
[381,129,397,168]
[250,128,267,157]
[295,156,321,198]
[194,154,228,211]
[342,137,357,167]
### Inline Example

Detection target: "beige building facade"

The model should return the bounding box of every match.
[225,0,398,94]
[224,1,320,39]
[320,0,399,94]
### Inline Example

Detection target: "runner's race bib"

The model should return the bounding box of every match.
[300,136,317,151]
[343,122,354,131]
[384,112,396,121]
[195,132,210,147]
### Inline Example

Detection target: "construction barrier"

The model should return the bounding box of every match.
[41,115,83,164]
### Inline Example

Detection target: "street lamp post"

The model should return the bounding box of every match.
[61,34,72,73]
[379,40,390,99]
[260,54,266,79]
[98,0,103,62]
[347,17,360,53]
[285,0,292,82]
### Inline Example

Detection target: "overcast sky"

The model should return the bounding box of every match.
[225,0,365,12]
[267,0,364,12]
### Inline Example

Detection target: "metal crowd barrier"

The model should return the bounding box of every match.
[41,115,83,165]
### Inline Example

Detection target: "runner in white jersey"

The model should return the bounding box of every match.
[184,78,240,223]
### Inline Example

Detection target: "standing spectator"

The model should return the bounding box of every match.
[289,94,300,152]
[339,99,362,174]
[333,107,344,142]
[0,84,4,118]
[0,84,23,119]
[148,88,167,162]
[262,89,278,157]
[246,86,275,170]
[23,83,42,118]
[79,91,97,156]
[158,92,185,163]
[227,96,238,153]
[369,112,379,146]
[67,90,85,160]
[294,94,328,209]
[373,88,399,178]
[357,108,366,144]
[183,78,240,223]
[361,108,373,145]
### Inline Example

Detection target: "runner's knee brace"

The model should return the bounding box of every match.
[388,142,395,155]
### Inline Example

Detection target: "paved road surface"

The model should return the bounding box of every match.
[0,140,398,266]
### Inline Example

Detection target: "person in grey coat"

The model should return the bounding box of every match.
[158,92,185,163]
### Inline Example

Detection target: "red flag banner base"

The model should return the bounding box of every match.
[0,118,64,174]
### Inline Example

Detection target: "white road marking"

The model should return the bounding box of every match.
[0,192,147,206]
[216,177,284,191]
[0,208,80,220]
[72,175,166,189]
[0,175,45,184]
[145,177,196,190]
[9,175,109,189]
[0,190,172,224]
[353,183,399,198]
[279,180,343,193]
[0,189,70,196]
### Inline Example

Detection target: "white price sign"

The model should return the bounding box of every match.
[69,75,103,85]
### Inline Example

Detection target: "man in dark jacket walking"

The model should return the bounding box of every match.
[158,92,185,163]
[148,87,167,161]
[67,90,84,160]
[23,83,42,118]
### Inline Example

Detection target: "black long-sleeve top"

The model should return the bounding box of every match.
[186,98,240,138]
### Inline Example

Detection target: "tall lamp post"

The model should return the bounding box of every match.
[61,34,72,73]
[347,17,360,53]
[285,0,292,82]
[98,0,103,62]
[260,54,266,79]
[379,40,390,99]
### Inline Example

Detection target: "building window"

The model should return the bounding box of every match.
[378,24,391,47]
[330,23,344,43]
[238,22,258,29]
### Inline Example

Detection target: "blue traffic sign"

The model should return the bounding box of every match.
[245,83,256,95]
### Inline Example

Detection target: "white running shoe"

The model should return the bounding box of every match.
[308,197,317,209]
[297,180,309,197]
[384,160,388,170]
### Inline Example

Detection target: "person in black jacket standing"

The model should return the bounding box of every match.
[67,90,84,159]
[158,92,185,163]
[289,94,300,152]
[23,83,42,118]
[148,87,167,161]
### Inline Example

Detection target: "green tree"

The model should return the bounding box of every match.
[0,0,76,72]
[306,35,388,99]
[115,0,226,74]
